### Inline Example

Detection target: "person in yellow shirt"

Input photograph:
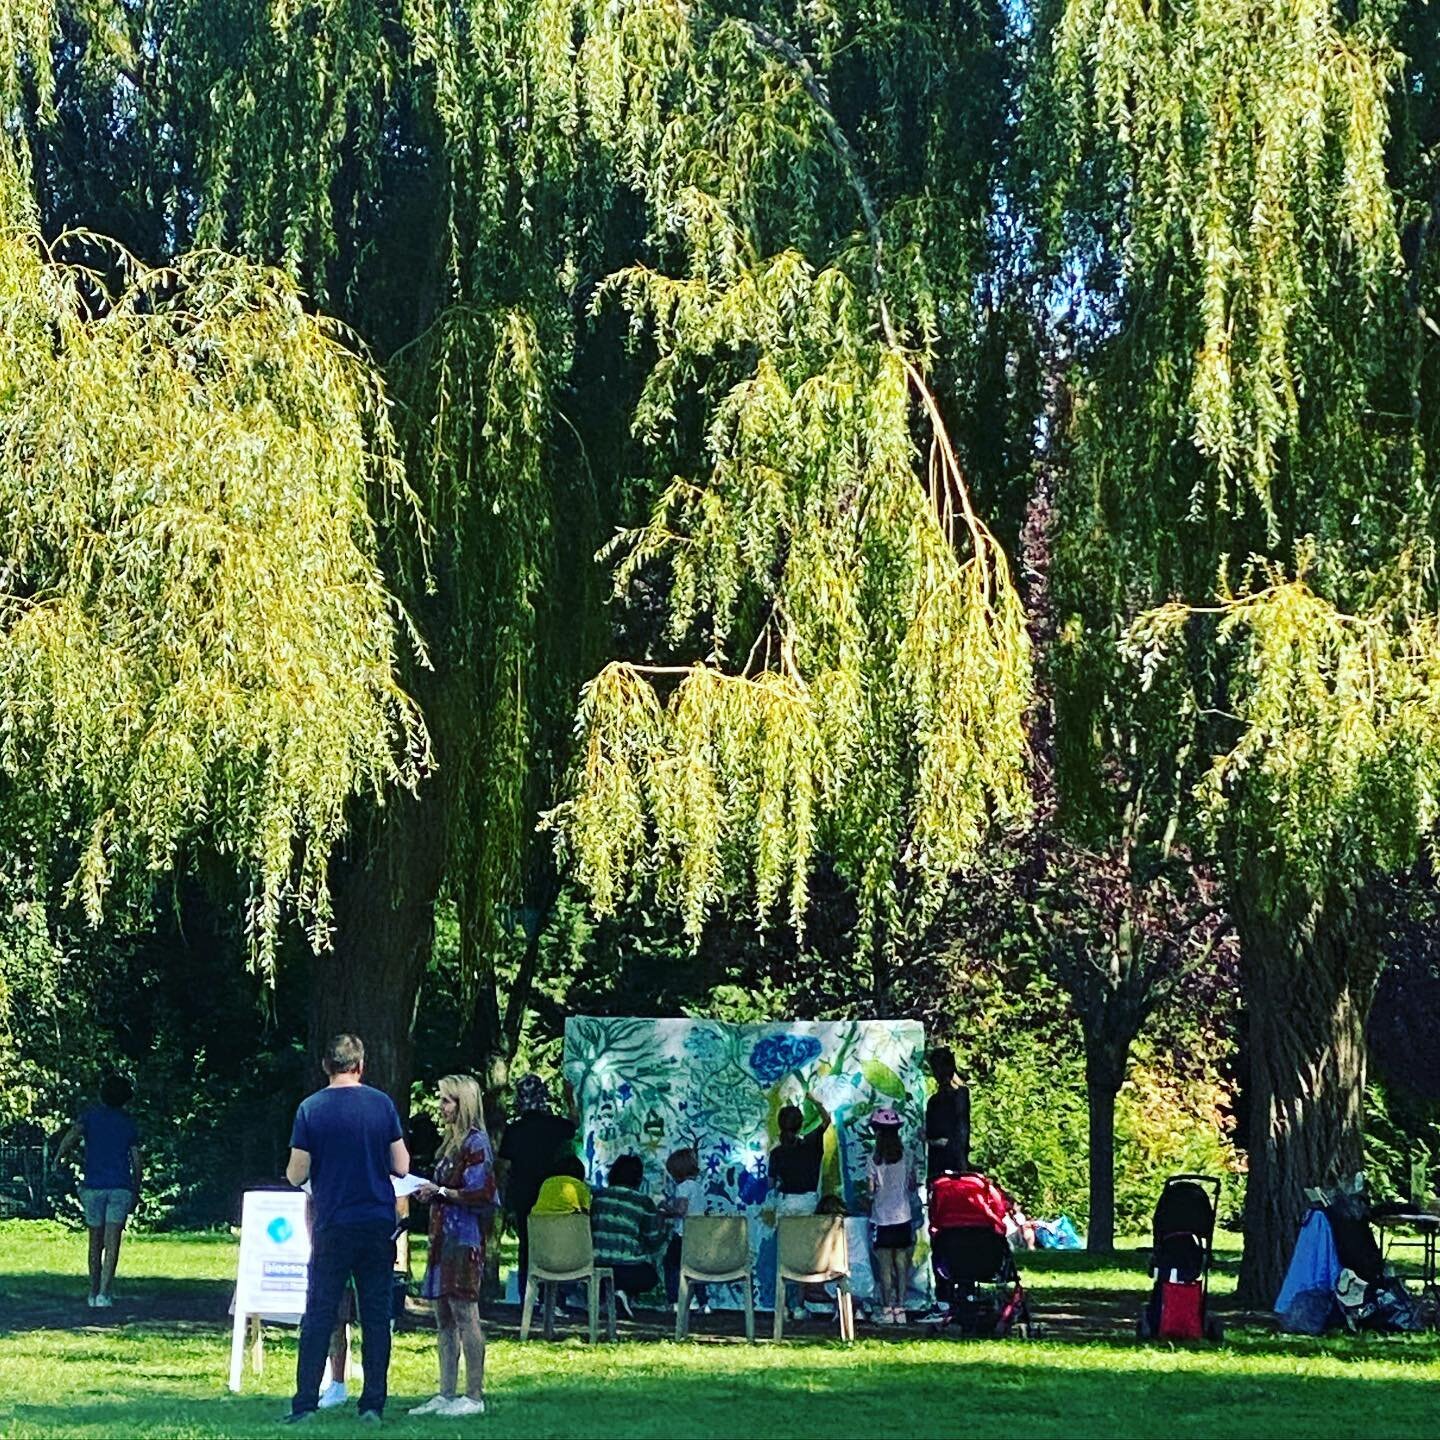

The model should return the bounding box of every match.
[527,1153,592,1314]
[531,1153,591,1215]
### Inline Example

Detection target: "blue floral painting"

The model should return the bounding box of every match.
[562,1017,931,1309]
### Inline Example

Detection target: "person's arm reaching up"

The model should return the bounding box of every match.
[808,1092,832,1134]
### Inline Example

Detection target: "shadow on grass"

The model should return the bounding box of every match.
[4,1353,1440,1439]
[0,1272,234,1335]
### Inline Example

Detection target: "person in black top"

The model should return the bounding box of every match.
[768,1092,832,1322]
[283,1034,409,1425]
[496,1074,577,1297]
[924,1047,971,1177]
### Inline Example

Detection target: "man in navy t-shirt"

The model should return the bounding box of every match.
[283,1034,408,1424]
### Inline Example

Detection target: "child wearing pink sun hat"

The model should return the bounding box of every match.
[866,1107,917,1323]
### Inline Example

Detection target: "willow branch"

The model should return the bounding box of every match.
[739,21,898,350]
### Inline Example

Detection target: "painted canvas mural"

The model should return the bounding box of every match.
[561,1016,931,1309]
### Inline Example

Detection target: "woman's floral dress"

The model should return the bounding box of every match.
[421,1126,498,1301]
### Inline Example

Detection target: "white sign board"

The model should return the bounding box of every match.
[228,1189,311,1392]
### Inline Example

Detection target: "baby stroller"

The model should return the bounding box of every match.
[927,1172,1033,1338]
[1137,1173,1224,1341]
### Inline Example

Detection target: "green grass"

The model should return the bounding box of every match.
[1,1221,1437,1438]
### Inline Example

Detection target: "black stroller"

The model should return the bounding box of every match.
[1137,1173,1223,1341]
[929,1226,1033,1338]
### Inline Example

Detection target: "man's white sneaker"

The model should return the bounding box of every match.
[86,1294,98,1308]
[872,1308,894,1324]
[407,1395,451,1416]
[93,1293,113,1308]
[317,1381,348,1410]
[439,1397,485,1417]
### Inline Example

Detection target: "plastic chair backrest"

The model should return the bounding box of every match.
[681,1216,749,1277]
[777,1214,848,1278]
[528,1213,595,1278]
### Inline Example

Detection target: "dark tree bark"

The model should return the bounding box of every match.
[308,785,446,1112]
[1235,887,1380,1307]
[1084,1039,1128,1253]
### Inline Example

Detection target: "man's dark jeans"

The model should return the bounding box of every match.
[291,1222,395,1417]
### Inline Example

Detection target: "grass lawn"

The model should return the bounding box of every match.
[1,1220,1437,1438]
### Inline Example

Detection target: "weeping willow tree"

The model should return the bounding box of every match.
[0,9,426,983]
[6,0,622,1093]
[545,4,1032,983]
[1038,0,1440,1298]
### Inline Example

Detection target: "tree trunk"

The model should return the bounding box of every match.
[1235,889,1379,1307]
[1084,1041,1126,1253]
[308,785,446,1112]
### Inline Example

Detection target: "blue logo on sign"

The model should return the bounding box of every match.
[266,1216,293,1244]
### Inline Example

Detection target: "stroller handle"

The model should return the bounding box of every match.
[1163,1174,1222,1202]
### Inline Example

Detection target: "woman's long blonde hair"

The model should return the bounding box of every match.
[437,1073,485,1158]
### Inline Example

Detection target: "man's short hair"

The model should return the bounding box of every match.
[928,1046,956,1074]
[323,1034,365,1075]
[607,1153,644,1188]
[99,1073,133,1108]
[778,1104,803,1133]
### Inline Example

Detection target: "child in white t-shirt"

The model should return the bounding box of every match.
[866,1109,917,1323]
[662,1148,708,1312]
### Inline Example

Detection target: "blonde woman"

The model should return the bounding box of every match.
[410,1075,497,1419]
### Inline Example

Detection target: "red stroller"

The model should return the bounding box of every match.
[927,1172,1033,1338]
[1137,1174,1224,1341]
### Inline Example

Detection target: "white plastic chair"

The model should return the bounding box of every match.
[520,1213,615,1343]
[675,1216,754,1342]
[773,1214,854,1341]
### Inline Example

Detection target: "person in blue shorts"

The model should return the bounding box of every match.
[55,1073,141,1309]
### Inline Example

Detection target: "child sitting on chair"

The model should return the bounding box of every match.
[591,1154,665,1318]
[662,1148,708,1313]
[533,1152,591,1216]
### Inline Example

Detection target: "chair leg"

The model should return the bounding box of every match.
[605,1274,617,1342]
[588,1272,598,1346]
[773,1269,785,1341]
[676,1275,690,1341]
[520,1276,538,1341]
[839,1282,854,1342]
[743,1271,755,1343]
[543,1281,556,1340]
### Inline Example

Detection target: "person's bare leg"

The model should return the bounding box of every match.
[327,1319,348,1385]
[87,1227,104,1300]
[452,1300,485,1401]
[895,1247,914,1315]
[436,1296,459,1398]
[873,1249,892,1314]
[100,1223,123,1296]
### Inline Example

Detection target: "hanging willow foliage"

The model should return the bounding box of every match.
[1050,0,1403,528]
[1127,562,1440,912]
[1042,0,1425,827]
[0,132,426,971]
[548,6,1032,956]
